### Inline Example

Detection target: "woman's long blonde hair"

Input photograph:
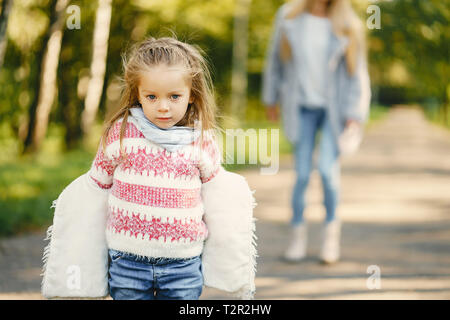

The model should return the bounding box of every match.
[100,36,220,157]
[280,0,366,75]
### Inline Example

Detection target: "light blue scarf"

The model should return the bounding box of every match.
[129,107,201,152]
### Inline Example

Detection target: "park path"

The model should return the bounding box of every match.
[1,106,450,299]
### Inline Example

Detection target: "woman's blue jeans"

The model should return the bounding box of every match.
[291,106,340,226]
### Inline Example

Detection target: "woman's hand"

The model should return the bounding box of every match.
[266,105,279,122]
[345,119,360,129]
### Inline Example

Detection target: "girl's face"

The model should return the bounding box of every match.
[137,63,194,129]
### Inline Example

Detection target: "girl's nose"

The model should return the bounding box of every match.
[158,101,169,112]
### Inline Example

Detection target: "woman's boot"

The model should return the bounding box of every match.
[284,222,307,262]
[319,220,341,264]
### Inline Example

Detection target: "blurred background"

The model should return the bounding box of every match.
[0,0,449,299]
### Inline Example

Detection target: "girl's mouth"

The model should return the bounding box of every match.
[157,117,172,121]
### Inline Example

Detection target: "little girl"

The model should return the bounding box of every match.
[89,36,224,300]
[41,36,256,301]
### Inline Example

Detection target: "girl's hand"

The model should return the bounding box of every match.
[266,105,279,122]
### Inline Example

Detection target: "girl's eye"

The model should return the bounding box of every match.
[171,94,180,100]
[147,95,156,100]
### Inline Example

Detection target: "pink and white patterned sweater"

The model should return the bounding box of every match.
[88,116,221,259]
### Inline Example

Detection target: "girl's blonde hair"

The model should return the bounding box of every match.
[100,36,220,157]
[280,0,366,75]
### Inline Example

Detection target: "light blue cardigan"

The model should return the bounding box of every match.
[261,4,371,147]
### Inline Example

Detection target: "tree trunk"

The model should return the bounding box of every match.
[81,0,112,136]
[23,0,57,154]
[0,0,13,69]
[23,0,69,154]
[230,0,251,124]
[61,70,82,151]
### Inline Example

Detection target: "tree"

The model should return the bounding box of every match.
[23,0,69,154]
[80,0,112,136]
[369,0,449,110]
[231,0,252,124]
[0,0,13,69]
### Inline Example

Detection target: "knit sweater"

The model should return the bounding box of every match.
[88,116,221,259]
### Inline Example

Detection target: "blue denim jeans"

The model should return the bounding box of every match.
[108,249,203,300]
[291,106,340,226]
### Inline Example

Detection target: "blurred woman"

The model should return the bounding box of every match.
[261,0,370,263]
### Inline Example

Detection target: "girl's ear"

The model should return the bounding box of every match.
[189,95,195,104]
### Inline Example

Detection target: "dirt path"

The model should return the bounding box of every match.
[1,106,450,300]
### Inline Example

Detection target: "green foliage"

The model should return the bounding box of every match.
[369,0,449,108]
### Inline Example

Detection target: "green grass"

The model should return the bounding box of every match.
[0,122,95,236]
[0,148,94,236]
[0,104,389,237]
[423,103,450,131]
[367,103,390,125]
